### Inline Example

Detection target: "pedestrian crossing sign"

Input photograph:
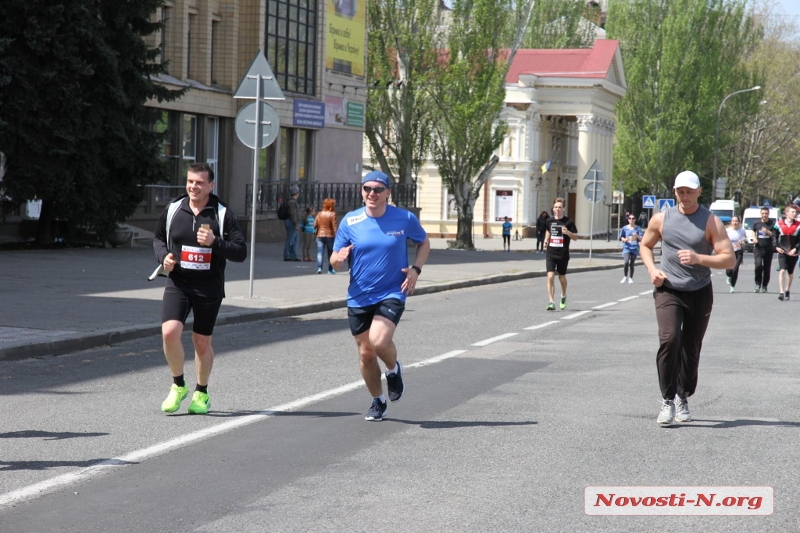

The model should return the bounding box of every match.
[643,195,656,209]
[658,199,675,212]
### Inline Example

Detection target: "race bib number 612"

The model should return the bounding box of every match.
[180,245,212,270]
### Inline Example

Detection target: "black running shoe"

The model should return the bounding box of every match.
[778,293,784,301]
[786,291,791,300]
[365,398,387,421]
[386,361,405,402]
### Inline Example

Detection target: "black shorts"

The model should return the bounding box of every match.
[546,257,569,275]
[161,286,222,336]
[347,298,405,336]
[778,253,799,274]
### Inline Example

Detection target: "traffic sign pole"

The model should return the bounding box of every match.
[248,73,261,299]
[233,50,285,298]
[589,169,596,261]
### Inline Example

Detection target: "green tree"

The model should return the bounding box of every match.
[524,0,599,49]
[428,0,534,249]
[607,0,762,198]
[0,0,181,244]
[721,4,800,206]
[365,0,439,190]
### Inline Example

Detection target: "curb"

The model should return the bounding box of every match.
[0,262,623,362]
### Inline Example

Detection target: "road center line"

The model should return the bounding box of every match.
[639,290,652,295]
[0,348,470,510]
[472,333,519,346]
[561,310,592,320]
[523,321,559,331]
[593,302,618,310]
[618,295,640,302]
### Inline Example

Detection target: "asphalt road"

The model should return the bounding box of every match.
[1,262,799,532]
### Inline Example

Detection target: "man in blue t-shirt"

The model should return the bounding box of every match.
[331,170,430,421]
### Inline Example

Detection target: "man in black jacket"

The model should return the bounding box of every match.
[153,162,247,414]
[751,207,776,293]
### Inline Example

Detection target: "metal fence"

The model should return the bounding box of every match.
[245,181,417,216]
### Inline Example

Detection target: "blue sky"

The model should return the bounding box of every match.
[771,0,800,18]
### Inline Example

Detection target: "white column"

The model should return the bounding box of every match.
[575,115,603,235]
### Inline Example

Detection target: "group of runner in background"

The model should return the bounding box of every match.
[614,203,800,298]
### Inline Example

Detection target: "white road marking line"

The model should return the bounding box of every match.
[472,333,519,346]
[593,302,618,310]
[524,321,560,330]
[618,295,640,302]
[406,350,467,368]
[562,310,592,320]
[639,290,651,295]
[0,348,470,510]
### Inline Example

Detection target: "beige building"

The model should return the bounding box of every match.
[411,39,625,238]
[134,0,368,230]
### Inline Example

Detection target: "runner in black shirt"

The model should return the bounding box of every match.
[751,207,776,293]
[544,197,581,310]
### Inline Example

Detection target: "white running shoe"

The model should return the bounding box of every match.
[627,277,634,284]
[620,276,628,283]
[657,399,675,425]
[675,396,692,422]
[730,286,735,293]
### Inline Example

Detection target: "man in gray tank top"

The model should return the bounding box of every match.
[640,171,735,426]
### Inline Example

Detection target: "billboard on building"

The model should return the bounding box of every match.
[325,0,366,76]
[324,96,364,128]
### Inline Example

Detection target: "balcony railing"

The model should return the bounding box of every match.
[245,181,417,216]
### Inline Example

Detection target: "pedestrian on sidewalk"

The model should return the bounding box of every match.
[751,207,776,293]
[774,204,800,301]
[639,171,734,426]
[502,216,512,253]
[544,197,582,311]
[330,170,430,421]
[301,206,316,262]
[725,215,746,293]
[152,162,247,415]
[535,211,549,253]
[283,185,301,261]
[637,211,649,230]
[619,213,644,283]
[314,197,338,274]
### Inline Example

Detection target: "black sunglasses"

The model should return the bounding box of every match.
[363,185,387,194]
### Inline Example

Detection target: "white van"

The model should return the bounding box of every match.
[709,199,741,225]
[742,206,780,252]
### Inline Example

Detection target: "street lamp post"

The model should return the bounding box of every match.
[713,85,762,202]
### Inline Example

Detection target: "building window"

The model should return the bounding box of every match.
[297,129,312,181]
[157,111,180,183]
[187,14,196,79]
[266,0,316,95]
[210,20,220,85]
[280,127,293,180]
[182,114,197,177]
[160,7,170,71]
[259,144,275,181]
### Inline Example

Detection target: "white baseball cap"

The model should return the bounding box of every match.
[673,170,700,190]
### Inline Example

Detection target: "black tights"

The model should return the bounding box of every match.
[726,249,744,287]
[623,252,636,278]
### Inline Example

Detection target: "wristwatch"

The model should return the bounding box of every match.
[410,265,422,275]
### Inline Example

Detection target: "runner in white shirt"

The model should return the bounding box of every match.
[725,215,746,293]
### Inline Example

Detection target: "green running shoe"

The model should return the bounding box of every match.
[161,384,188,413]
[560,295,567,310]
[546,302,556,311]
[188,391,210,414]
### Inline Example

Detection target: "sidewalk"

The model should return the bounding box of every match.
[0,236,629,361]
